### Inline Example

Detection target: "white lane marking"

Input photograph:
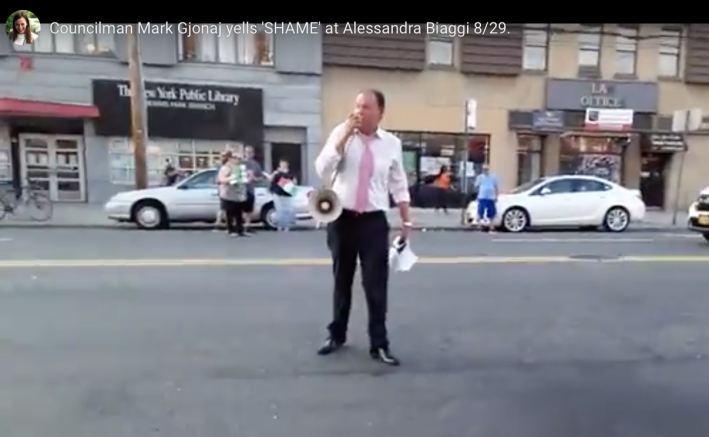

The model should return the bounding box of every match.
[491,238,655,243]
[658,233,701,239]
[0,238,12,242]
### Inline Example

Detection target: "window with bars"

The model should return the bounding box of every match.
[659,28,681,77]
[615,25,638,75]
[179,23,273,66]
[14,26,114,55]
[108,139,237,185]
[523,24,549,71]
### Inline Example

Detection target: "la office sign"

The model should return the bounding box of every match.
[92,79,264,142]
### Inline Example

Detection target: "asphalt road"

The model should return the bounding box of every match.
[2,230,709,436]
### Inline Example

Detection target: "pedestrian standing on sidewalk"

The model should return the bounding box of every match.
[217,150,247,237]
[434,164,452,214]
[474,164,498,232]
[270,159,297,231]
[213,151,229,231]
[242,145,263,235]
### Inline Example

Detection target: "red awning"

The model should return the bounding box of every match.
[0,98,99,118]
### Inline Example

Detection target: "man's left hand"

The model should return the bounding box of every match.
[399,222,412,242]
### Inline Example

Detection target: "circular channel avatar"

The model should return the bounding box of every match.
[6,10,39,46]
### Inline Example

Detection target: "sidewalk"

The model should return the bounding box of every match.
[0,203,691,231]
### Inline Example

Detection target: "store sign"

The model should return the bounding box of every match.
[545,79,658,113]
[584,108,634,131]
[532,110,564,132]
[646,133,687,152]
[92,79,264,142]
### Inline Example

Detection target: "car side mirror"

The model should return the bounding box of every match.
[176,184,189,190]
[539,187,551,195]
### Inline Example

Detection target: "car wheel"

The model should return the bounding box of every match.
[603,206,629,232]
[260,202,276,230]
[502,207,529,233]
[132,200,167,229]
[703,233,709,243]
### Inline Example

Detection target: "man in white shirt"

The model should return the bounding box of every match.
[314,89,412,366]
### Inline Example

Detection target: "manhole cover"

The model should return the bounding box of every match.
[569,254,621,261]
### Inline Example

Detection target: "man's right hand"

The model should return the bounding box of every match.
[337,113,361,153]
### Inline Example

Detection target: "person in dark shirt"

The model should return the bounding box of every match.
[163,160,181,186]
[269,159,297,231]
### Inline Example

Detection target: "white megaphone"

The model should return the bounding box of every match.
[308,187,343,223]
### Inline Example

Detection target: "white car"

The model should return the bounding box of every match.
[104,169,314,230]
[465,175,646,232]
[687,186,709,242]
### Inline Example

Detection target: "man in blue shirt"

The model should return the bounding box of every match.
[474,164,498,231]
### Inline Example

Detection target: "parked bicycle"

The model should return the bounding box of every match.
[0,178,53,221]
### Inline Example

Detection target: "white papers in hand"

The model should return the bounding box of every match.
[388,236,418,272]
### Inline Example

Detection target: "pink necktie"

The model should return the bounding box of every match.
[354,137,374,212]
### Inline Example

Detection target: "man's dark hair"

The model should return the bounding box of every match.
[361,89,386,111]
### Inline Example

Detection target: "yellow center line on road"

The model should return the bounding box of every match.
[0,255,709,268]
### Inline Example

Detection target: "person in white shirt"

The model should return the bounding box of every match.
[314,89,412,366]
[8,11,37,46]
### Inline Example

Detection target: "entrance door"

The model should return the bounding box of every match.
[640,153,671,208]
[19,134,86,202]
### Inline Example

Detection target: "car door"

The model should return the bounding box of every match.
[571,179,613,223]
[526,178,578,225]
[172,170,220,220]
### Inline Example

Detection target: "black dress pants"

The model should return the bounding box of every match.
[221,198,244,234]
[326,209,390,349]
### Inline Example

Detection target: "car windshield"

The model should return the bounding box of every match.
[510,178,547,194]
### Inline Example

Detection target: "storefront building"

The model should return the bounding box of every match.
[322,23,709,210]
[321,31,536,208]
[0,27,322,203]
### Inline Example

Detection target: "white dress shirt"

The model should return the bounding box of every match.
[315,123,410,212]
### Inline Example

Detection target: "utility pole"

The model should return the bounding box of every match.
[127,23,148,189]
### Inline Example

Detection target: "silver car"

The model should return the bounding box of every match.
[104,169,314,230]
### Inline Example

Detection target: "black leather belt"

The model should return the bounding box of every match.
[342,209,385,218]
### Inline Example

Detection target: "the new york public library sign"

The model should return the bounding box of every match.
[91,80,264,142]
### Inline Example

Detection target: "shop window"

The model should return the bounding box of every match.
[390,131,423,187]
[420,133,457,183]
[559,135,623,183]
[516,134,543,185]
[179,23,273,66]
[0,143,11,182]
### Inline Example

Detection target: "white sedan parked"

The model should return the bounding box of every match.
[686,185,709,242]
[104,169,314,230]
[465,175,646,232]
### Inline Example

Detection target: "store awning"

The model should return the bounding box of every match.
[0,98,99,118]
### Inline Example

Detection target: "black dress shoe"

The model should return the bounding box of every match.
[370,348,400,366]
[317,338,344,355]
